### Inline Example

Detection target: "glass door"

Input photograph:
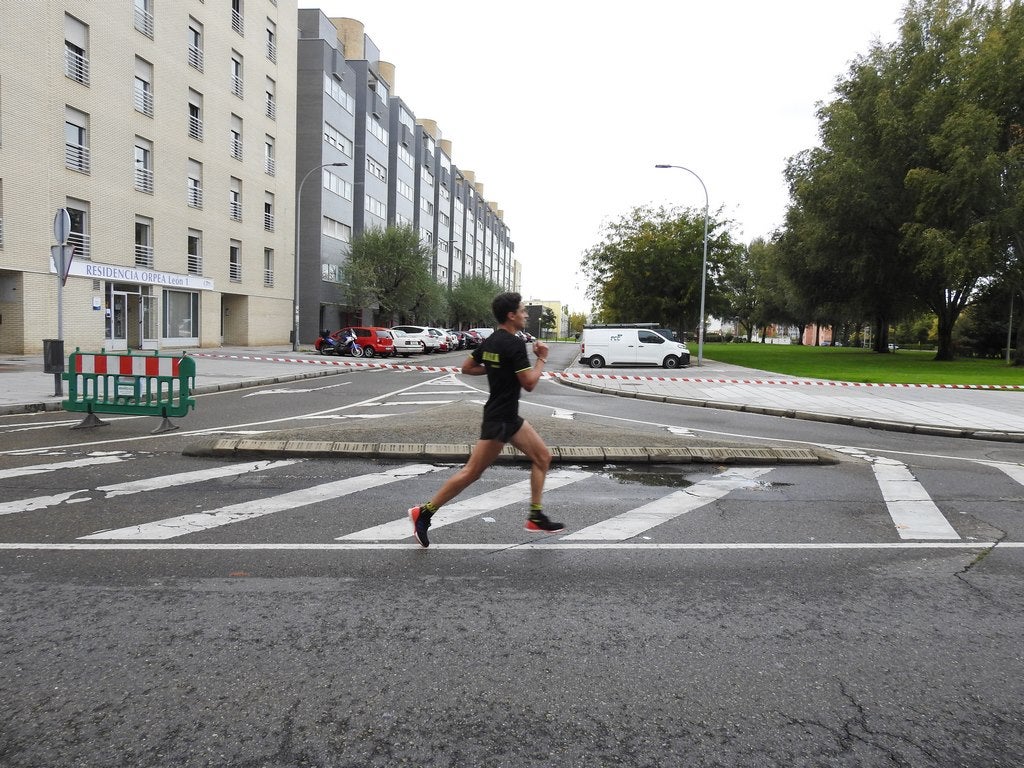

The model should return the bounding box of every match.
[140,294,158,349]
[107,291,128,351]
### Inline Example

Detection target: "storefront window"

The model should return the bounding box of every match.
[164,289,199,339]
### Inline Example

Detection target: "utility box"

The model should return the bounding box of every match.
[43,339,65,373]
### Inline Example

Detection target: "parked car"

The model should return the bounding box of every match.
[463,329,482,348]
[390,329,424,357]
[391,325,442,353]
[469,327,494,341]
[445,330,466,350]
[426,327,450,352]
[578,327,690,369]
[332,326,395,358]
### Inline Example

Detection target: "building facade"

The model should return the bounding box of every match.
[0,0,298,354]
[0,3,520,355]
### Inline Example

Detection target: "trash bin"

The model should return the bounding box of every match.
[43,339,65,374]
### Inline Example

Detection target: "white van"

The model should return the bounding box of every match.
[579,327,691,369]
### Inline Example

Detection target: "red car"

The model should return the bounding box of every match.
[329,326,395,357]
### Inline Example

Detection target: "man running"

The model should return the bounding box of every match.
[408,292,564,547]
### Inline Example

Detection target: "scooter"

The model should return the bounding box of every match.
[315,329,345,355]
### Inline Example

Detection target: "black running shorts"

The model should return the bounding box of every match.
[479,417,524,443]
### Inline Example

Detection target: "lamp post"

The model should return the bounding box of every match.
[655,163,709,367]
[294,162,347,351]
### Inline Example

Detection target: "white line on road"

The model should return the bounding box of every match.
[563,467,774,540]
[0,454,129,480]
[79,464,443,540]
[0,541,1012,551]
[97,459,302,498]
[337,469,590,541]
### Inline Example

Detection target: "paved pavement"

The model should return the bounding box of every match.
[2,344,1023,449]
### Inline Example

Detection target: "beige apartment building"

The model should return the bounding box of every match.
[0,0,297,354]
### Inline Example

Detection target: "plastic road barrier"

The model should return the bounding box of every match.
[62,349,196,433]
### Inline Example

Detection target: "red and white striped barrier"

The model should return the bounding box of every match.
[187,353,1024,391]
[75,352,185,377]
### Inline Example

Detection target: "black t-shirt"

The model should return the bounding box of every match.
[471,329,531,422]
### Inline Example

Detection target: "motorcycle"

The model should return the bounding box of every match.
[315,329,363,357]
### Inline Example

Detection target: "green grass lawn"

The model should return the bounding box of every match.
[700,342,1024,386]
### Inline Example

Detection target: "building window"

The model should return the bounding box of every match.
[263,193,274,232]
[229,240,242,282]
[134,57,154,117]
[397,179,413,201]
[264,136,275,176]
[134,138,153,193]
[229,177,242,221]
[368,117,387,145]
[134,0,154,38]
[365,195,386,220]
[398,146,414,168]
[164,289,198,339]
[231,0,244,35]
[324,123,352,157]
[366,155,387,183]
[135,217,154,267]
[65,15,90,85]
[66,202,91,259]
[0,180,4,249]
[188,20,204,72]
[265,20,277,63]
[265,77,276,120]
[187,229,203,275]
[188,89,203,140]
[322,216,351,242]
[64,108,90,174]
[263,248,274,287]
[323,169,351,200]
[230,114,243,160]
[187,159,203,208]
[230,53,243,98]
[323,74,354,113]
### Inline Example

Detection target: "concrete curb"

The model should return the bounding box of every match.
[182,437,834,465]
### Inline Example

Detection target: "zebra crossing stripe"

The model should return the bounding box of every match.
[79,464,442,541]
[337,469,590,540]
[97,460,302,498]
[868,457,959,540]
[563,467,773,541]
[0,454,128,481]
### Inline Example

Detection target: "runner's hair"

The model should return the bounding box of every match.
[491,291,522,323]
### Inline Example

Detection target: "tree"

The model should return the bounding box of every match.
[448,275,503,327]
[339,226,442,324]
[580,205,742,338]
[540,307,557,337]
[568,312,587,337]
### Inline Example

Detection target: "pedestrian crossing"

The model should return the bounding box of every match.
[0,450,1022,547]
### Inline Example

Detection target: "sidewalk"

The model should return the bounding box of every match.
[1,345,1022,443]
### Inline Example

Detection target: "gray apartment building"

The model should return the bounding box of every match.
[0,2,518,355]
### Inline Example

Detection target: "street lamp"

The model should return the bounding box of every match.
[655,163,709,367]
[294,161,347,351]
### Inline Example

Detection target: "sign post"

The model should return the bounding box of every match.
[51,209,73,397]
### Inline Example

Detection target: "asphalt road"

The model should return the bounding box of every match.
[1,347,1022,767]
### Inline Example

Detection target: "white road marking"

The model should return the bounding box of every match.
[0,491,88,516]
[0,454,129,480]
[0,542,1012,552]
[242,382,351,397]
[97,460,301,498]
[337,469,590,540]
[79,464,442,540]
[563,467,773,540]
[838,449,960,540]
[985,461,1024,486]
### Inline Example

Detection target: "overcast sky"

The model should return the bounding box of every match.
[312,1,906,313]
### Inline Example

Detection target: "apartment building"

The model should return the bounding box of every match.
[294,11,518,336]
[0,0,297,355]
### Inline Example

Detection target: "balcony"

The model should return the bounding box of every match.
[264,156,275,176]
[187,184,203,209]
[134,167,154,193]
[229,200,242,221]
[65,143,90,174]
[134,86,154,117]
[266,40,276,63]
[230,75,243,99]
[263,212,274,232]
[188,115,203,141]
[229,261,242,282]
[65,49,90,85]
[230,137,243,160]
[0,218,4,249]
[134,243,154,268]
[188,44,204,72]
[67,231,91,259]
[265,97,276,120]
[187,253,203,275]
[134,6,154,38]
[231,9,244,35]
